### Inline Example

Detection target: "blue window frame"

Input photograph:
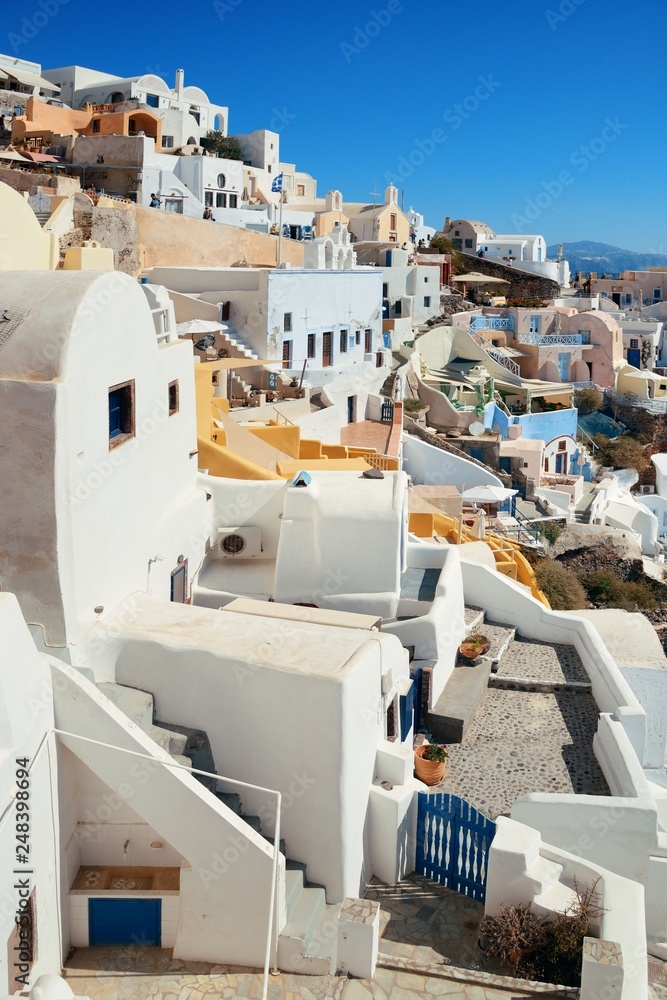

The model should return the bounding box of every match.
[145,94,159,108]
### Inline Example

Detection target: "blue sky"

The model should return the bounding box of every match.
[7,0,665,250]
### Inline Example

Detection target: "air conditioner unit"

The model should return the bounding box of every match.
[215,526,262,559]
[639,485,655,494]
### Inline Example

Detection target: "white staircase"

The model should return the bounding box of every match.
[219,325,261,362]
[97,680,345,975]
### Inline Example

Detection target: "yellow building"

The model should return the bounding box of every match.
[301,187,411,243]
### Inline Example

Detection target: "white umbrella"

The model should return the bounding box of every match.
[461,484,518,504]
[451,272,510,284]
[176,318,228,336]
[470,508,487,539]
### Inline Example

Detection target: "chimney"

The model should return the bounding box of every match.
[175,69,184,99]
[444,216,451,229]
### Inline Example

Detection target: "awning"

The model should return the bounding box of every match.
[0,149,30,162]
[451,272,510,284]
[21,151,63,163]
[446,357,479,373]
[0,66,60,92]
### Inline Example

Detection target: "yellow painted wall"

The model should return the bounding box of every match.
[407,510,550,608]
[246,424,301,458]
[277,458,371,477]
[314,210,349,238]
[134,204,305,272]
[299,439,323,459]
[63,246,115,271]
[0,181,58,270]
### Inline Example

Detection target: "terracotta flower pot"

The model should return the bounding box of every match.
[414,745,447,786]
[459,638,491,660]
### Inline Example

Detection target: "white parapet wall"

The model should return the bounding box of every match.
[383,542,465,705]
[486,817,647,1000]
[402,431,504,491]
[459,557,667,955]
[459,557,647,760]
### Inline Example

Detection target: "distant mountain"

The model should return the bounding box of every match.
[547,241,667,276]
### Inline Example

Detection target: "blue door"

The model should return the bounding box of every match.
[555,453,564,475]
[89,899,161,947]
[628,348,641,368]
[557,352,570,381]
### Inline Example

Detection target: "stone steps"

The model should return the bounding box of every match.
[494,636,589,687]
[426,611,516,743]
[96,681,366,975]
[432,611,587,742]
[428,658,493,744]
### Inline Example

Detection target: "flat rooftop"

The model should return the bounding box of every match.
[100,594,387,682]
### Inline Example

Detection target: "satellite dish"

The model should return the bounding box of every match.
[469,421,485,437]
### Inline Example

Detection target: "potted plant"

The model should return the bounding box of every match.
[459,632,491,659]
[414,743,448,785]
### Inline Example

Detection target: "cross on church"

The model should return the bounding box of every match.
[370,184,380,208]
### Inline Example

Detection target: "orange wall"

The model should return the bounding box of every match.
[13,96,91,139]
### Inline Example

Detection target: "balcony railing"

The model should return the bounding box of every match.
[469,315,515,332]
[571,380,594,389]
[517,332,591,346]
[488,349,519,376]
[469,332,520,376]
[605,388,667,413]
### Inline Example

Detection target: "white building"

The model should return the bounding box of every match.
[634,454,667,553]
[619,319,664,369]
[41,65,227,147]
[405,207,435,245]
[439,217,570,286]
[0,53,60,98]
[352,242,441,347]
[146,246,387,381]
[0,268,207,648]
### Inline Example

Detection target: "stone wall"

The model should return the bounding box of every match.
[0,89,28,115]
[87,201,306,276]
[0,165,80,196]
[91,205,141,275]
[457,251,561,300]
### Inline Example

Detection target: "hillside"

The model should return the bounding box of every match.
[547,240,667,276]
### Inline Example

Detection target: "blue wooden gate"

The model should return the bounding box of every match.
[416,792,495,902]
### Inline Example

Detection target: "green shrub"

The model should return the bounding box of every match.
[581,569,657,610]
[537,521,562,545]
[534,559,587,610]
[200,132,244,160]
[403,397,427,413]
[574,386,603,415]
[592,433,649,473]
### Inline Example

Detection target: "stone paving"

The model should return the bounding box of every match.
[438,686,609,819]
[63,948,347,1000]
[494,637,589,685]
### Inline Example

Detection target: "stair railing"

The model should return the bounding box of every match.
[52,728,282,1000]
